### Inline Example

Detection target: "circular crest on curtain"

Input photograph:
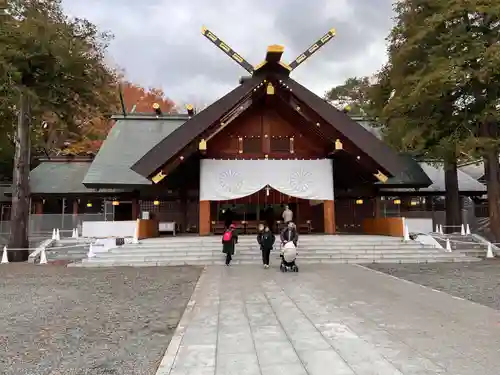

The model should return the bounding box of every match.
[218,169,243,193]
[289,168,313,193]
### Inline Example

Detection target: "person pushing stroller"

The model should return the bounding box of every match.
[280,222,299,272]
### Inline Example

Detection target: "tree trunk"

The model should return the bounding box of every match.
[444,158,462,234]
[481,121,500,242]
[8,92,31,261]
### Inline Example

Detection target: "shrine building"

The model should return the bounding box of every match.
[24,27,487,237]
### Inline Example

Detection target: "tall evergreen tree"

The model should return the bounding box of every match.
[0,0,119,259]
[324,77,373,116]
[369,0,500,235]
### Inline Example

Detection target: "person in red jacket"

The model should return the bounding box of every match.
[222,224,238,266]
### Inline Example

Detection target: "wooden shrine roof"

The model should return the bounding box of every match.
[130,73,431,188]
[131,75,264,178]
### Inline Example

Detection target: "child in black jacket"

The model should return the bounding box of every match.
[257,226,275,268]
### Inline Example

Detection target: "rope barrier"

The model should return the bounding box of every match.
[428,234,500,249]
[0,243,90,251]
[0,247,39,251]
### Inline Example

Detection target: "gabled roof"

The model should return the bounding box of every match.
[30,161,124,194]
[381,162,487,194]
[283,78,428,186]
[130,75,430,187]
[83,116,186,188]
[131,75,264,178]
[459,162,485,181]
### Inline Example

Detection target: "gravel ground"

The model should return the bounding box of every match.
[0,264,202,375]
[366,260,500,310]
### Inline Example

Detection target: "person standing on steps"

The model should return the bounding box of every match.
[281,222,298,247]
[282,205,293,225]
[222,224,238,266]
[257,225,275,269]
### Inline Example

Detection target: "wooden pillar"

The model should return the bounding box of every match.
[180,189,188,233]
[132,198,139,219]
[199,200,211,235]
[33,200,43,233]
[35,200,43,214]
[374,197,381,218]
[324,200,336,234]
[262,112,271,154]
[72,199,79,228]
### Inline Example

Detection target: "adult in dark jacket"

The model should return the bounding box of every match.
[280,222,298,247]
[257,226,275,268]
[222,224,238,266]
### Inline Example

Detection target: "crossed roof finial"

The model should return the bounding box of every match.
[201,26,336,76]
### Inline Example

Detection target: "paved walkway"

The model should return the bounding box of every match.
[156,264,500,375]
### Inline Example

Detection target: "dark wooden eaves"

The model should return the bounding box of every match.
[131,76,265,178]
[282,77,431,186]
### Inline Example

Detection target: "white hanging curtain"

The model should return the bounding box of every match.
[200,159,334,201]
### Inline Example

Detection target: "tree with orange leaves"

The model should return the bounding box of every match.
[61,81,176,154]
[122,82,176,113]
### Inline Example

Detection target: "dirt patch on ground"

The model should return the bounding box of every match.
[0,264,202,375]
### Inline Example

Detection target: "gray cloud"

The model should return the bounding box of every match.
[62,0,394,105]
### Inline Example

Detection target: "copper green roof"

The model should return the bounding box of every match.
[30,161,123,194]
[83,116,186,188]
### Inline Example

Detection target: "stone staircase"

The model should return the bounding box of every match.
[70,235,480,267]
[432,233,493,258]
[45,239,91,263]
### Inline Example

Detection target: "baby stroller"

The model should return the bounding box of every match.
[280,241,299,272]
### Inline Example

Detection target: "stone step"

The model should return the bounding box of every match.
[46,249,88,255]
[104,249,448,257]
[140,235,404,242]
[138,241,411,247]
[84,252,467,263]
[50,254,87,261]
[117,243,434,251]
[71,256,480,267]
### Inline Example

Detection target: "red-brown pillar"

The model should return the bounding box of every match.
[132,198,139,219]
[374,197,381,218]
[72,199,79,228]
[35,200,43,214]
[199,200,211,235]
[33,200,43,233]
[324,200,336,234]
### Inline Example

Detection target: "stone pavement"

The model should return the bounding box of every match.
[156,264,500,375]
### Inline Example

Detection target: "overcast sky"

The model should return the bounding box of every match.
[62,0,395,107]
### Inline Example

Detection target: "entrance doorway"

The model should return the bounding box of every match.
[209,188,323,234]
[114,202,133,221]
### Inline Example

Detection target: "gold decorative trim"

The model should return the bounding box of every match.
[152,170,166,184]
[373,170,388,183]
[254,61,267,70]
[266,83,275,95]
[199,139,207,151]
[335,139,343,150]
[279,61,292,71]
[267,44,284,53]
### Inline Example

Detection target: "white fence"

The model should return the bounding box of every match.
[0,213,106,239]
